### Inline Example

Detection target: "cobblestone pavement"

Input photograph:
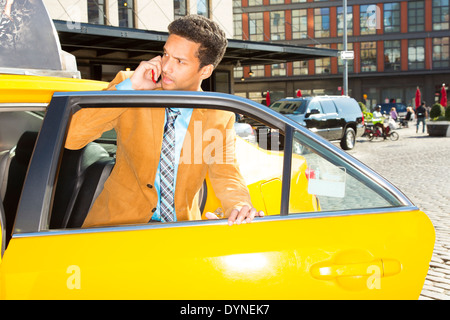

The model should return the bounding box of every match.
[342,122,450,300]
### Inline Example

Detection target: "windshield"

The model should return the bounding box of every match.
[270,100,308,115]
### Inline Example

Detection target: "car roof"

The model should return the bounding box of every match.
[278,96,352,101]
[0,74,108,104]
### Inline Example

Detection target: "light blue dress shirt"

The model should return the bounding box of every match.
[116,78,193,221]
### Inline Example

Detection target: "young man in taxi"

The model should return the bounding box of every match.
[65,15,264,228]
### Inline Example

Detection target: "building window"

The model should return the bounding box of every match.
[314,8,330,38]
[271,63,286,76]
[384,2,400,33]
[293,61,309,76]
[408,39,425,70]
[118,0,134,28]
[198,0,210,18]
[270,11,285,41]
[291,9,307,39]
[360,41,377,72]
[88,0,105,25]
[291,0,307,2]
[384,40,401,71]
[433,37,450,68]
[234,66,244,79]
[270,0,284,4]
[234,13,243,40]
[315,45,331,74]
[174,0,187,19]
[338,43,354,73]
[337,6,353,37]
[408,1,425,32]
[248,0,263,5]
[433,0,450,30]
[248,65,265,77]
[249,12,264,41]
[360,4,378,35]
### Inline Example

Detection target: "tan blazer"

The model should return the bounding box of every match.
[65,71,252,228]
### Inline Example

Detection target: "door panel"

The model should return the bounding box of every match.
[0,209,434,299]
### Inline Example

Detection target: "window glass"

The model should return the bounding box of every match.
[314,8,330,38]
[384,40,401,71]
[87,0,105,25]
[432,0,450,31]
[320,100,337,114]
[292,9,308,39]
[361,41,377,72]
[118,0,134,28]
[249,12,264,41]
[433,37,450,68]
[337,6,353,36]
[408,39,425,70]
[360,4,378,35]
[315,44,331,74]
[384,2,400,33]
[197,0,210,18]
[270,11,285,40]
[408,1,425,32]
[174,0,187,19]
[289,130,401,214]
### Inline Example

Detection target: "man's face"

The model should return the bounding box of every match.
[161,34,211,91]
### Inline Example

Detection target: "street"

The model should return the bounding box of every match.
[342,122,450,300]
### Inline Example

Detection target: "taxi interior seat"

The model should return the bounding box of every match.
[50,142,114,229]
[0,129,115,239]
[2,131,38,245]
[66,157,115,228]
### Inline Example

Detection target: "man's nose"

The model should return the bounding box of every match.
[162,58,172,74]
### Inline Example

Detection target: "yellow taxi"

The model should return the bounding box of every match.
[0,76,435,299]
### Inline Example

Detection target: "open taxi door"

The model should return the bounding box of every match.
[0,200,5,261]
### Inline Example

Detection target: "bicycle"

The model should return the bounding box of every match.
[365,124,399,141]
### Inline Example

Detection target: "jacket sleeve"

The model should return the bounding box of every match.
[65,71,133,150]
[207,113,253,217]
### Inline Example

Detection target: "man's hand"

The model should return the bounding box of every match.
[129,56,163,90]
[205,205,264,226]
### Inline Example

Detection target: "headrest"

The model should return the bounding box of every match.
[14,132,38,165]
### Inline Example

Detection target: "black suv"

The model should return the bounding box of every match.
[269,96,365,150]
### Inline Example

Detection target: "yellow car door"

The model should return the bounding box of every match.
[0,91,435,299]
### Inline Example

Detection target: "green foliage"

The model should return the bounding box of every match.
[358,102,367,113]
[446,105,450,120]
[430,103,445,119]
[363,111,373,120]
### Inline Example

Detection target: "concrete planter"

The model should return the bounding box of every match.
[427,121,450,137]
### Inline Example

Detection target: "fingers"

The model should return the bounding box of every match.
[205,212,219,220]
[227,206,265,226]
[130,56,162,90]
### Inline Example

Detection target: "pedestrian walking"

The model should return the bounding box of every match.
[415,102,427,133]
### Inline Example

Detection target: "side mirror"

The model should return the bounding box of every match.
[305,109,320,118]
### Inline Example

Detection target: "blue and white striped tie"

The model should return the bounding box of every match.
[159,108,180,222]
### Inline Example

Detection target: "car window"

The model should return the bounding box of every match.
[334,98,359,114]
[320,100,337,114]
[307,101,322,114]
[0,110,44,152]
[289,129,402,213]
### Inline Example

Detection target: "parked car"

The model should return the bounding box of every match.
[269,96,365,150]
[378,102,408,118]
[0,77,435,299]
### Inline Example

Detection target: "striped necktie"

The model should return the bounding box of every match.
[159,108,180,222]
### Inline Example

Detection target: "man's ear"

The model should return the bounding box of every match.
[200,64,214,80]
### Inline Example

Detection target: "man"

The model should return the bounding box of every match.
[415,102,427,133]
[66,15,264,228]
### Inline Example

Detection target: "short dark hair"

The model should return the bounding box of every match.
[168,15,227,69]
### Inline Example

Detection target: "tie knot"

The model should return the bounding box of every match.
[167,108,180,124]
